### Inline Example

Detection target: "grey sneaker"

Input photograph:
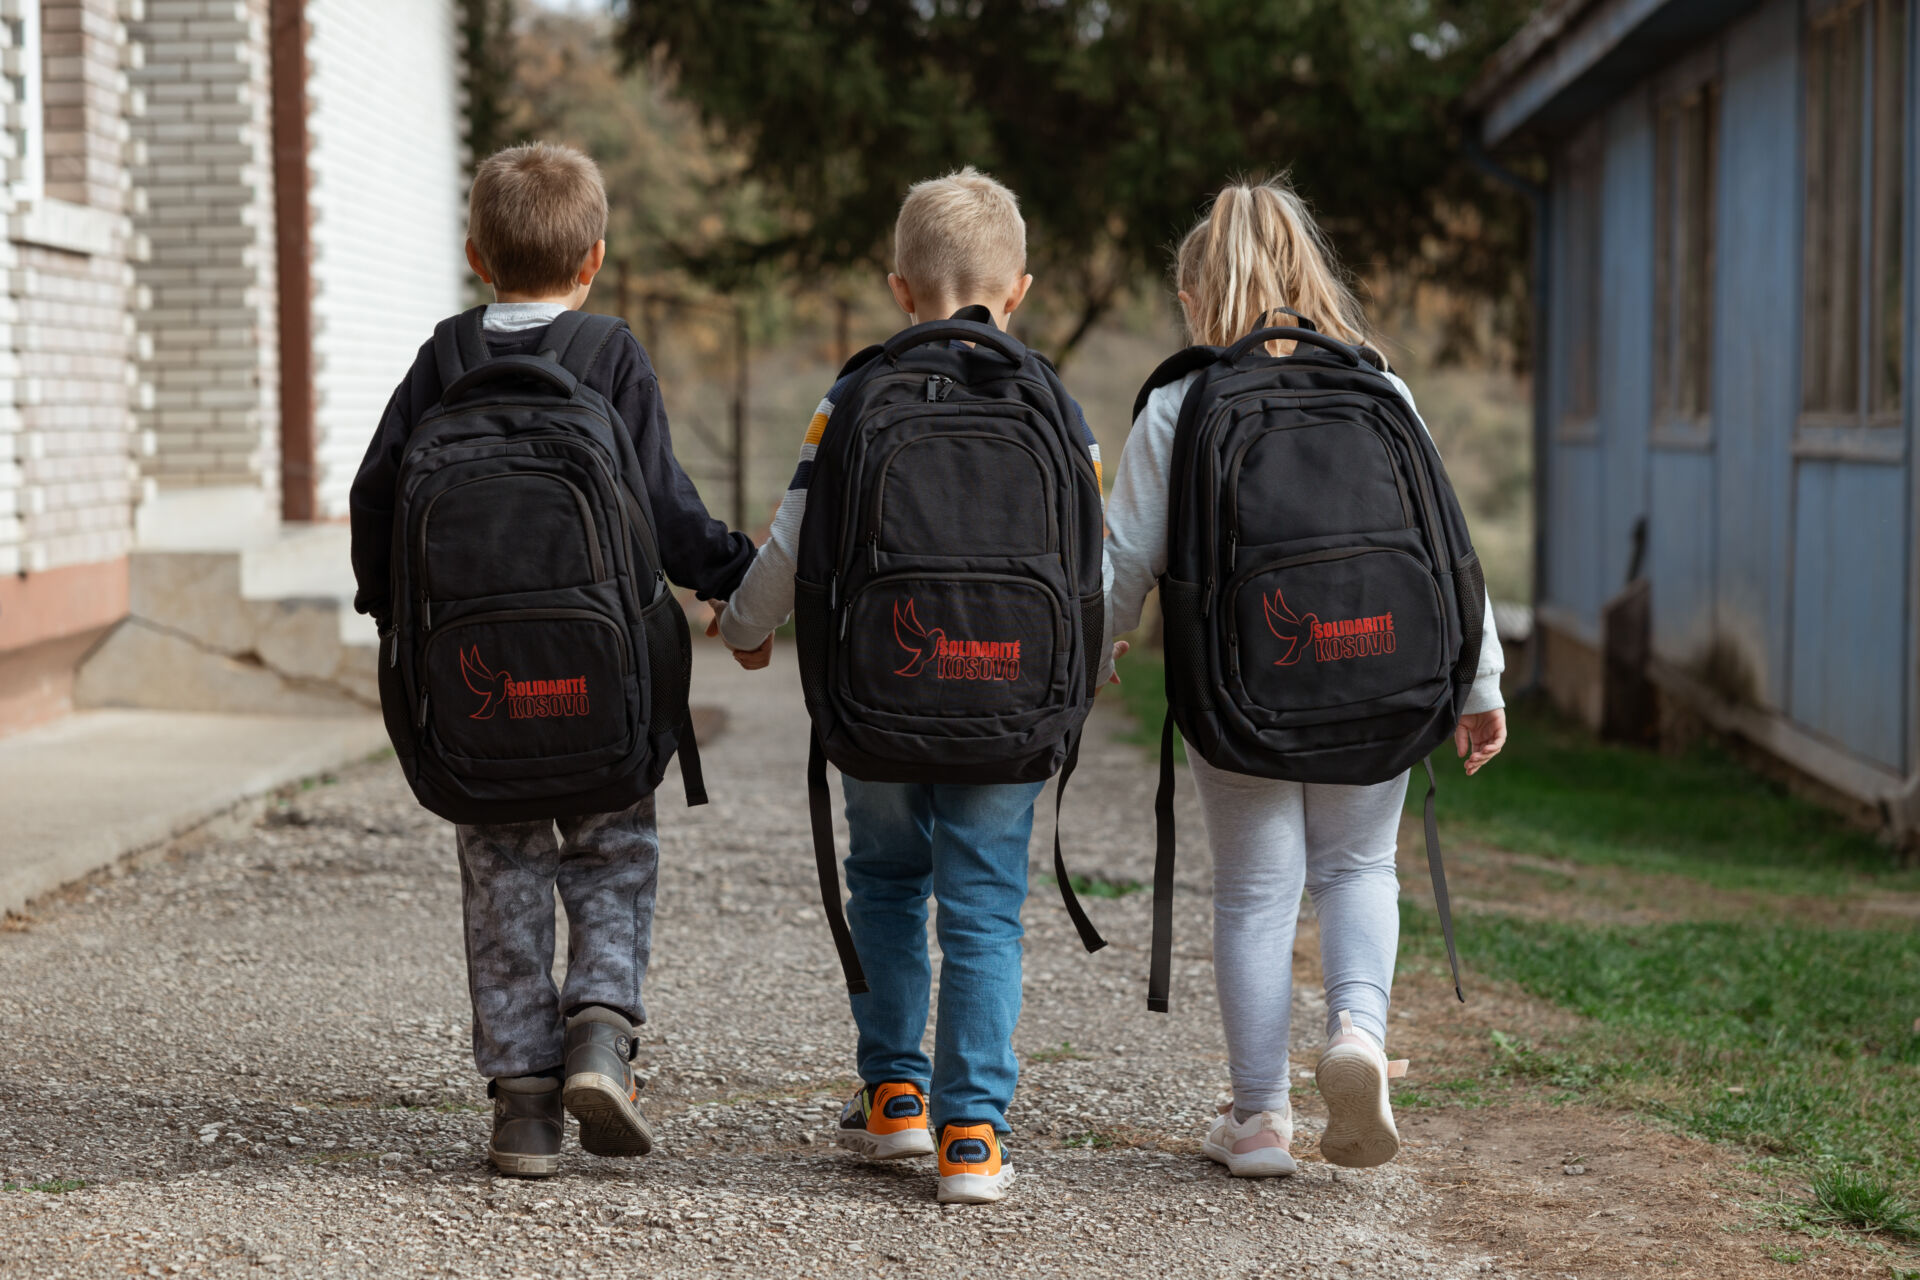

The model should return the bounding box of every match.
[488,1074,562,1177]
[561,1007,655,1158]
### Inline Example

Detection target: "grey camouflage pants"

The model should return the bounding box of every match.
[454,795,659,1079]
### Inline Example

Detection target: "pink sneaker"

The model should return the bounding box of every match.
[1316,1010,1409,1169]
[1201,1101,1297,1178]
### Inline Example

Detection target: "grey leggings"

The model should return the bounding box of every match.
[1189,754,1407,1115]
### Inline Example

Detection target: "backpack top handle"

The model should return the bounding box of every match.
[882,317,1028,366]
[1225,324,1364,368]
[442,355,579,405]
[1252,306,1319,332]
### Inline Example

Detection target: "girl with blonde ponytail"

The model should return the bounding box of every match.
[1101,176,1508,1178]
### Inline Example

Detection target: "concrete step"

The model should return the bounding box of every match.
[76,525,377,716]
[0,709,389,917]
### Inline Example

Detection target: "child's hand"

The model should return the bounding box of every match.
[1104,639,1130,687]
[1455,709,1507,776]
[705,600,774,670]
[731,635,773,671]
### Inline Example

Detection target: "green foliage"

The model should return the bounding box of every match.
[1803,1168,1919,1240]
[1111,644,1181,762]
[1418,704,1919,895]
[1039,871,1144,898]
[502,13,782,292]
[620,0,1536,358]
[1404,906,1920,1186]
[3,1178,85,1194]
[459,0,518,164]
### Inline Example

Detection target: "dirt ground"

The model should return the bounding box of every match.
[0,643,1904,1278]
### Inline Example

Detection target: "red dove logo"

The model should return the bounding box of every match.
[893,598,944,677]
[459,645,512,719]
[1263,590,1318,666]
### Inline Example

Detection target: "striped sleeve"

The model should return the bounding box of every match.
[715,390,836,649]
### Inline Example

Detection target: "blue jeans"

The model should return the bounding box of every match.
[840,777,1044,1135]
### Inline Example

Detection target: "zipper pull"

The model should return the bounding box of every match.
[1228,633,1241,678]
[1202,576,1214,618]
[387,630,398,668]
[416,691,430,730]
[868,532,879,572]
[839,604,851,642]
[654,569,667,603]
[924,374,954,402]
[829,572,839,611]
[1227,531,1238,572]
[422,597,432,631]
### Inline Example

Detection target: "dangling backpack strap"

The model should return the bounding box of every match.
[1050,729,1107,955]
[676,708,708,807]
[432,306,490,388]
[542,310,627,382]
[1420,756,1466,1003]
[1147,715,1179,1012]
[808,734,869,995]
[1131,344,1223,422]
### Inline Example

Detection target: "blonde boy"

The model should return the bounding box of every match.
[714,168,1102,1205]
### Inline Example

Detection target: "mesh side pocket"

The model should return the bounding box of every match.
[1158,577,1214,721]
[793,579,832,712]
[1452,553,1487,688]
[641,591,692,735]
[1080,591,1106,699]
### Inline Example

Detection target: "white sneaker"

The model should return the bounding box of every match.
[1316,1010,1408,1169]
[1201,1102,1297,1178]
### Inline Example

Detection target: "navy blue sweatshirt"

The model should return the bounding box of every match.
[348,319,755,628]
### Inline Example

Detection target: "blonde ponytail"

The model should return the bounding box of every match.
[1174,176,1372,353]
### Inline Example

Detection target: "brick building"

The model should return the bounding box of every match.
[0,0,465,736]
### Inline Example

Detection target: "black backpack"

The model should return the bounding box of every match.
[792,316,1108,993]
[1138,312,1487,1011]
[376,307,705,825]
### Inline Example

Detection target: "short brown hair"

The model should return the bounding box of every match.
[467,143,609,294]
[894,167,1026,300]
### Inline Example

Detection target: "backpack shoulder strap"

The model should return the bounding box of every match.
[1132,345,1223,423]
[540,311,628,383]
[432,306,491,388]
[836,342,885,382]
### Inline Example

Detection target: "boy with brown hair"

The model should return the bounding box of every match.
[713,168,1107,1205]
[349,142,754,1177]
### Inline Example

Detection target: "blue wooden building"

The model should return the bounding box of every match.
[1474,0,1920,833]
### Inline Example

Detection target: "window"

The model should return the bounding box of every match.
[1654,74,1719,431]
[1803,0,1908,427]
[1560,125,1604,433]
[4,0,42,204]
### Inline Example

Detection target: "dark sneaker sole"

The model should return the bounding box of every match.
[487,1145,559,1178]
[563,1071,655,1158]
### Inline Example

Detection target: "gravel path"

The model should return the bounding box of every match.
[0,640,1478,1278]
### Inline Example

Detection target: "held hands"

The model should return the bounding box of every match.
[706,601,773,671]
[1099,640,1130,690]
[1455,708,1507,776]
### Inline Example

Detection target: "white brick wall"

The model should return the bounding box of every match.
[0,0,141,578]
[128,0,278,497]
[306,0,463,518]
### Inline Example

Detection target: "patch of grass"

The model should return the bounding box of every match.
[1061,1130,1119,1149]
[1026,1042,1086,1065]
[1039,872,1144,899]
[1111,646,1182,763]
[1418,704,1918,896]
[1403,906,1920,1187]
[1764,1244,1806,1263]
[2,1178,85,1194]
[1393,1074,1494,1110]
[1804,1168,1919,1240]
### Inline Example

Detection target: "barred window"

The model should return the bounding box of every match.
[1654,78,1718,427]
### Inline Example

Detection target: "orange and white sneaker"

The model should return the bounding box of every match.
[834,1082,935,1160]
[937,1122,1014,1204]
[1316,1010,1409,1169]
